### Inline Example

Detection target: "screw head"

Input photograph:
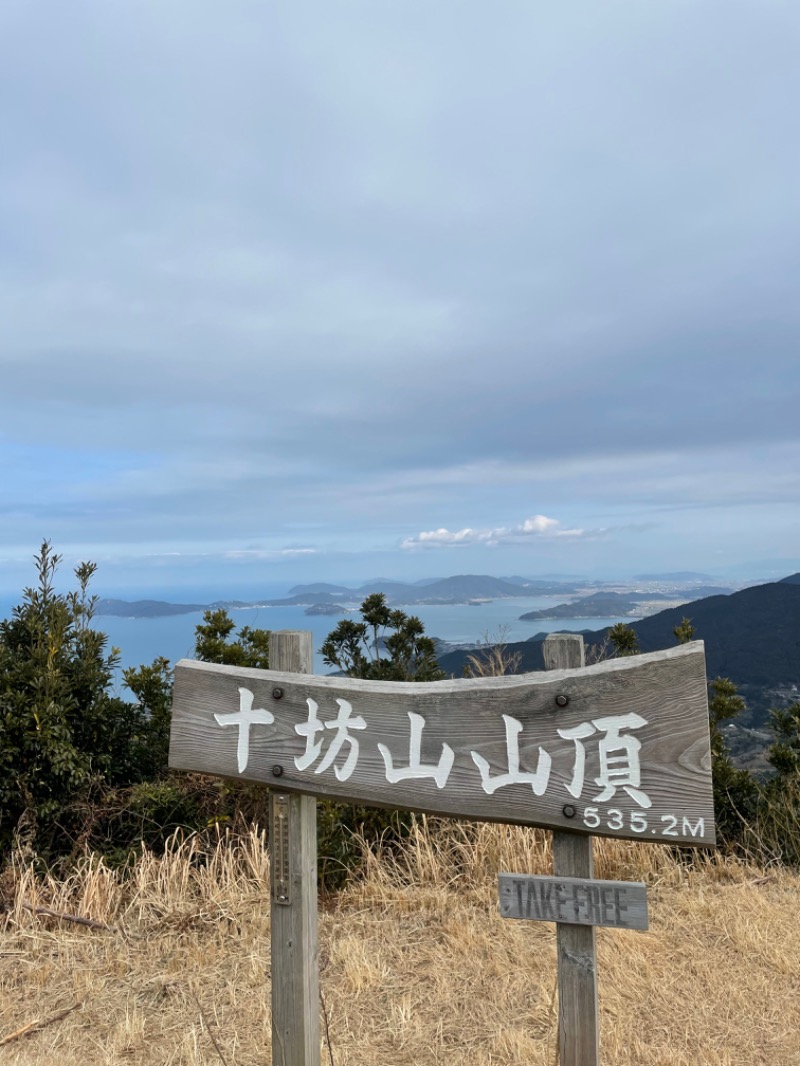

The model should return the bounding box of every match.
[272,687,284,700]
[555,694,569,708]
[272,764,284,777]
[562,804,576,818]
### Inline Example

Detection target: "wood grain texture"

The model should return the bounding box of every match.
[543,632,585,671]
[498,874,648,930]
[270,631,314,677]
[547,635,600,1066]
[268,632,320,1066]
[169,641,715,845]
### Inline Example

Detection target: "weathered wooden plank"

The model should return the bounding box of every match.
[547,634,600,1066]
[543,631,586,672]
[498,874,648,930]
[268,632,320,1066]
[168,641,715,845]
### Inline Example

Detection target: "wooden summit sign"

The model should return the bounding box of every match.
[169,641,715,846]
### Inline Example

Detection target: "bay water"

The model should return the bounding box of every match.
[93,596,637,693]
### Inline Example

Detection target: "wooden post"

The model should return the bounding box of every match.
[269,631,320,1066]
[543,633,600,1066]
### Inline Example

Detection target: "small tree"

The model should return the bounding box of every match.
[755,700,800,865]
[321,593,445,681]
[0,543,148,855]
[673,617,696,644]
[706,677,759,848]
[122,657,174,781]
[608,622,639,657]
[317,593,444,884]
[767,701,800,779]
[193,609,270,669]
[708,677,744,754]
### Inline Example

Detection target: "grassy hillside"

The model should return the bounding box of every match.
[2,822,799,1065]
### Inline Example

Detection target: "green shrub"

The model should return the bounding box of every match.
[0,544,162,858]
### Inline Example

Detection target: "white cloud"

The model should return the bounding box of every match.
[521,515,559,534]
[401,515,587,550]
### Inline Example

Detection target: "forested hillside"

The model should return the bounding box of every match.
[439,579,800,690]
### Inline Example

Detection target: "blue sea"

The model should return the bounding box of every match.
[85,596,638,694]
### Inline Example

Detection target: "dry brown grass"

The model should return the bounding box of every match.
[2,820,799,1065]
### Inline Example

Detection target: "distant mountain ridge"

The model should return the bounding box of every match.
[288,574,578,603]
[94,575,579,618]
[94,572,743,618]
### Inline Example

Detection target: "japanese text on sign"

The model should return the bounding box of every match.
[215,687,654,808]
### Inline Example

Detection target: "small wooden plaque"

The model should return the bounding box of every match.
[499,873,648,930]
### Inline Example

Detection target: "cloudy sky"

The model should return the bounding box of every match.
[1,0,798,597]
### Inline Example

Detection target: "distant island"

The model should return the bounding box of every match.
[95,599,208,618]
[520,591,643,620]
[520,586,733,621]
[95,573,736,619]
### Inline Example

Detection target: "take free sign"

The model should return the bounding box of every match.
[169,642,715,846]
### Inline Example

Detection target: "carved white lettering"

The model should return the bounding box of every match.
[471,715,552,796]
[294,697,367,780]
[214,687,274,774]
[378,712,454,788]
